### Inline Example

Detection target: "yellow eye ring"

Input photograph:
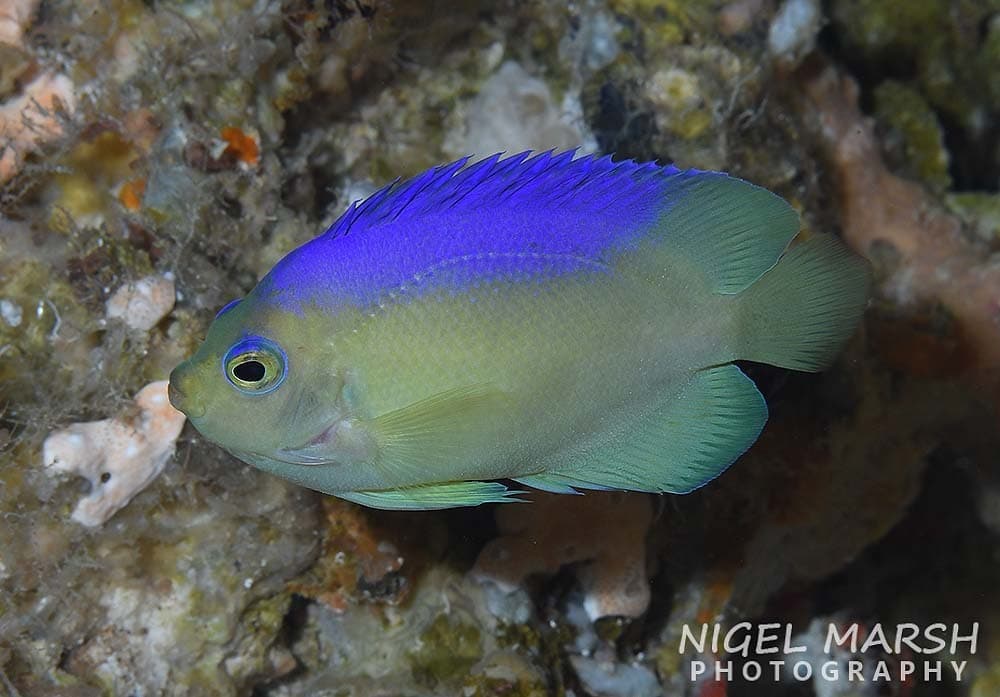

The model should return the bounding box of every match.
[223,337,286,394]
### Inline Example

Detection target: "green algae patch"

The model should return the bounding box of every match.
[497,620,544,653]
[947,192,1000,241]
[593,615,629,643]
[873,80,951,192]
[48,130,144,232]
[496,618,575,695]
[831,0,999,188]
[463,675,550,697]
[610,0,719,42]
[831,0,952,59]
[408,614,484,688]
[220,592,295,686]
[0,256,98,422]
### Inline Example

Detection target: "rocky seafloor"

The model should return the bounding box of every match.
[1,0,999,695]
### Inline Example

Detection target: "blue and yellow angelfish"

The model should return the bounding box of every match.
[168,151,870,510]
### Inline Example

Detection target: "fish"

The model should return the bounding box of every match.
[168,151,870,510]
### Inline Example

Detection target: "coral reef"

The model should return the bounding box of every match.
[51,475,319,694]
[289,497,432,613]
[274,566,550,697]
[828,0,999,190]
[802,67,1000,404]
[475,492,654,621]
[947,192,1000,241]
[872,80,951,192]
[1,0,998,694]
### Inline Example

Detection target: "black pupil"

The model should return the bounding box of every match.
[233,359,266,383]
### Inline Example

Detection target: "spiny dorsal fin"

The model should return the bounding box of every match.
[322,150,676,239]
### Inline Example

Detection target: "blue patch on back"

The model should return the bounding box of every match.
[256,150,707,313]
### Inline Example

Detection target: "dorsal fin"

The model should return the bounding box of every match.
[322,150,678,240]
[256,151,794,314]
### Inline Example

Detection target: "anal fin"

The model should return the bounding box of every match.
[513,473,583,495]
[336,480,525,511]
[539,364,768,494]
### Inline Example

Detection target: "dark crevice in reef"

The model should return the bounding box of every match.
[816,7,999,193]
[584,78,664,164]
[814,446,998,629]
[719,451,995,697]
[938,110,1000,194]
[251,594,313,696]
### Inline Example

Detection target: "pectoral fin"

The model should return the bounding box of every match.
[336,480,526,511]
[370,383,511,486]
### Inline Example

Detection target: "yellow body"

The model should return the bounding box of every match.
[280,244,729,491]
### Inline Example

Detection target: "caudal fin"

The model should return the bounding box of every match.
[739,233,871,371]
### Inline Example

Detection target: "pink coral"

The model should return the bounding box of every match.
[0,0,38,49]
[802,67,1000,404]
[0,71,75,183]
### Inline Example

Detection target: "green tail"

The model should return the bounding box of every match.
[739,233,871,371]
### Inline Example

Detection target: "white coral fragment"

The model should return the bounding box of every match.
[768,0,822,62]
[43,381,186,527]
[105,273,176,331]
[0,298,21,327]
[445,61,583,158]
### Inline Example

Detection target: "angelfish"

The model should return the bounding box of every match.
[168,151,870,510]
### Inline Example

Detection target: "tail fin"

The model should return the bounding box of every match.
[739,234,871,371]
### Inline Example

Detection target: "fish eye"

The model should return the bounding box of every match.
[223,337,286,394]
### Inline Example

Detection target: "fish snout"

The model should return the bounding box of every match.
[168,363,206,418]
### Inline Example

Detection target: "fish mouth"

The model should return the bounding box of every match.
[167,366,206,418]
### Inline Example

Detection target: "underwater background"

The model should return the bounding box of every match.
[1,0,999,695]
